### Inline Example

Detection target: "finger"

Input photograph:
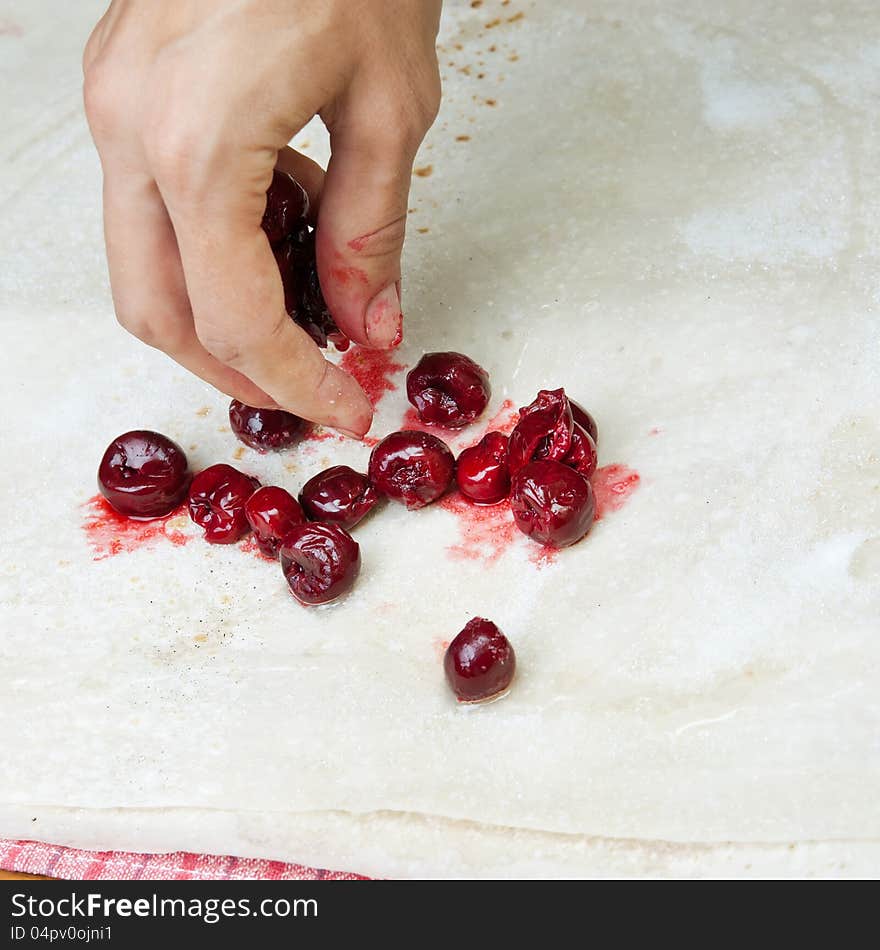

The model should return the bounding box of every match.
[158,165,373,437]
[101,166,280,409]
[315,112,419,350]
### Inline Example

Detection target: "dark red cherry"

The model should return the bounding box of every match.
[368,430,455,509]
[444,618,516,704]
[261,170,309,244]
[406,351,491,428]
[279,522,361,605]
[272,230,343,349]
[98,430,191,519]
[299,465,379,530]
[569,399,599,445]
[510,459,595,548]
[455,432,510,504]
[188,464,261,544]
[507,388,573,476]
[229,400,307,453]
[244,486,306,558]
[559,423,598,480]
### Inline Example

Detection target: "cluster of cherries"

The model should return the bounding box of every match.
[93,172,604,704]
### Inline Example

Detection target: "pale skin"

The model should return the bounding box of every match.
[82,0,443,438]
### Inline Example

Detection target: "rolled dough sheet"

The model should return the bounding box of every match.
[1,0,878,877]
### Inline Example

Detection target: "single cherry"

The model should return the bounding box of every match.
[299,465,380,530]
[244,486,306,558]
[559,423,598,480]
[272,230,343,349]
[507,388,573,476]
[228,400,308,453]
[510,459,595,548]
[187,464,261,544]
[406,351,491,428]
[569,399,599,445]
[98,430,191,519]
[455,432,511,505]
[444,618,516,704]
[261,169,309,244]
[368,430,455,509]
[279,522,361,605]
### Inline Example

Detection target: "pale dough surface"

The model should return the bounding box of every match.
[1,0,878,878]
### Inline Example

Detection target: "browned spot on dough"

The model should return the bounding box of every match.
[196,406,210,417]
[414,165,434,178]
[485,98,497,106]
[194,634,208,643]
[417,228,430,234]
[456,134,471,142]
[485,17,501,28]
[232,446,245,461]
[508,11,524,22]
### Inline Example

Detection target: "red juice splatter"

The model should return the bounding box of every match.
[439,492,519,565]
[81,495,191,561]
[339,346,406,407]
[400,406,459,436]
[303,427,344,444]
[481,398,518,437]
[238,535,276,562]
[592,464,641,520]
[528,545,560,568]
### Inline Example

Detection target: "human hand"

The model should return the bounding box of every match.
[83,0,442,437]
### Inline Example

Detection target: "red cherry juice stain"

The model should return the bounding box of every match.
[82,495,191,561]
[432,638,451,661]
[400,406,459,436]
[339,346,406,408]
[329,264,369,288]
[528,545,560,568]
[481,398,518,437]
[238,536,275,562]
[303,427,344,444]
[592,464,641,520]
[439,492,519,565]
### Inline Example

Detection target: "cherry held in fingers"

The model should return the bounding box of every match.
[245,486,306,558]
[406,352,491,428]
[261,169,309,244]
[229,400,308,453]
[98,430,191,519]
[368,431,455,509]
[444,618,516,704]
[299,466,379,530]
[455,432,511,504]
[279,522,361,605]
[188,464,261,544]
[510,459,595,548]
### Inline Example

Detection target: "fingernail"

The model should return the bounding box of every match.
[365,283,403,349]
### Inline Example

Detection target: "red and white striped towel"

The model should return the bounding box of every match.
[0,838,367,880]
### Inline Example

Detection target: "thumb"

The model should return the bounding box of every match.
[315,124,416,350]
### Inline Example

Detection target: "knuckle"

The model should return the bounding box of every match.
[143,115,204,200]
[194,322,249,366]
[117,310,188,351]
[82,59,123,139]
